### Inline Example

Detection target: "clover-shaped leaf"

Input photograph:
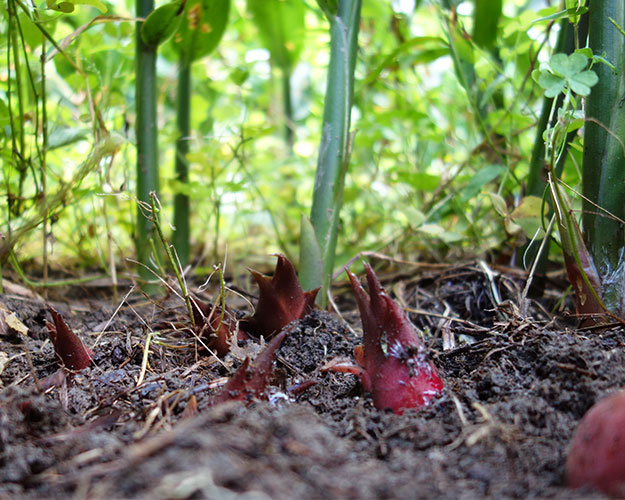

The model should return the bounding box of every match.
[536,70,565,98]
[569,70,599,96]
[533,52,598,98]
[550,52,587,76]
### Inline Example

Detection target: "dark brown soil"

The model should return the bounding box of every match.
[0,262,620,499]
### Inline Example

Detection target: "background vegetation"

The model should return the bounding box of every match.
[0,0,607,290]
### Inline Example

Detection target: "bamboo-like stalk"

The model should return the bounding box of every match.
[306,0,362,303]
[135,0,160,287]
[173,63,191,267]
[583,1,625,311]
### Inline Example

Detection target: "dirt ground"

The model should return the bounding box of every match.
[0,260,621,499]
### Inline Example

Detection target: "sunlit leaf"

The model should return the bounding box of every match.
[509,195,547,238]
[48,127,90,150]
[489,192,508,217]
[47,0,107,13]
[172,0,230,65]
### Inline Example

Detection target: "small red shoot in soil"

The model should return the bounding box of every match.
[45,307,93,371]
[240,254,319,339]
[333,263,444,415]
[213,331,287,405]
[566,389,625,497]
[191,299,245,357]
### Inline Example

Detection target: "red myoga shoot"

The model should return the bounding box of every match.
[240,254,318,338]
[329,264,443,414]
[213,331,287,405]
[191,299,245,357]
[45,307,93,371]
[566,389,625,497]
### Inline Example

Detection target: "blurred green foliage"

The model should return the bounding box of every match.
[1,0,578,278]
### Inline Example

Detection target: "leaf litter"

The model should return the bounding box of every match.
[1,259,624,498]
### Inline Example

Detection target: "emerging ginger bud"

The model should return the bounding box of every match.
[343,263,443,414]
[240,254,318,339]
[46,307,93,371]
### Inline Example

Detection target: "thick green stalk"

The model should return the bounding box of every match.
[307,0,362,302]
[582,1,625,309]
[173,62,191,267]
[136,0,160,285]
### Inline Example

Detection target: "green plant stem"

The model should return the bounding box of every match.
[8,0,27,207]
[583,1,625,310]
[173,62,191,267]
[526,17,581,198]
[282,69,294,150]
[150,192,195,330]
[307,0,362,304]
[0,134,122,261]
[523,14,587,270]
[136,0,160,287]
[40,34,49,291]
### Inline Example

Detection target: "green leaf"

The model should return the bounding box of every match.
[46,0,107,13]
[592,54,616,73]
[17,12,46,50]
[576,47,593,59]
[72,0,107,12]
[489,192,508,217]
[48,127,90,150]
[550,52,587,77]
[509,196,547,238]
[142,0,185,47]
[0,98,9,127]
[536,70,565,98]
[172,0,230,65]
[392,171,441,191]
[569,70,599,96]
[534,53,598,98]
[246,0,305,73]
[531,6,588,25]
[460,165,505,201]
[418,224,463,243]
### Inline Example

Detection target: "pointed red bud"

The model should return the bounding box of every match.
[213,331,287,405]
[45,307,93,371]
[345,263,443,414]
[240,254,318,338]
[191,299,245,357]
